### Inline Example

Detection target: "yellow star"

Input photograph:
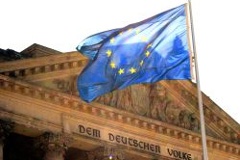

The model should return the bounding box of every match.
[129,67,137,74]
[147,44,152,48]
[110,61,116,68]
[118,68,124,75]
[106,50,112,57]
[141,36,148,42]
[128,28,133,32]
[140,60,144,66]
[110,38,115,44]
[135,29,140,35]
[145,51,150,57]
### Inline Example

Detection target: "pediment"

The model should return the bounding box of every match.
[0,45,239,145]
[20,43,62,57]
[96,81,240,144]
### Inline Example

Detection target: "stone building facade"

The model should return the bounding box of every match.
[0,44,239,159]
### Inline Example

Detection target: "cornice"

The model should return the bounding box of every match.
[178,80,239,126]
[0,75,239,157]
[0,52,87,74]
[174,80,240,143]
[0,109,62,134]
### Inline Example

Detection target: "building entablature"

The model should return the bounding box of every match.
[0,52,239,145]
[0,74,239,159]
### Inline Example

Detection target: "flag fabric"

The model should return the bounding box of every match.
[76,4,191,102]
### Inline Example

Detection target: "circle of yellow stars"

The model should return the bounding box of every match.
[104,27,152,76]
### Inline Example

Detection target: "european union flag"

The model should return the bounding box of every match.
[76,4,191,102]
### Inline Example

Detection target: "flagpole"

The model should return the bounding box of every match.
[187,0,209,160]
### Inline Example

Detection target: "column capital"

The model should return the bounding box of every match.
[87,145,125,160]
[36,132,72,153]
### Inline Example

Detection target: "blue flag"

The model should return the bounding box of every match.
[76,4,191,102]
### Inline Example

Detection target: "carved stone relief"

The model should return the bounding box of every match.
[149,83,170,122]
[178,110,199,132]
[96,84,150,116]
[96,82,200,132]
[52,79,74,93]
[38,76,78,95]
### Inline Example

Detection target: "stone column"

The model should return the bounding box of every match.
[36,132,72,160]
[0,119,14,160]
[87,147,105,160]
[87,146,125,160]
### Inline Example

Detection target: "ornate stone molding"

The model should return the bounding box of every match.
[0,75,239,157]
[166,80,240,144]
[0,110,62,134]
[0,51,238,144]
[0,52,87,79]
[96,83,200,133]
